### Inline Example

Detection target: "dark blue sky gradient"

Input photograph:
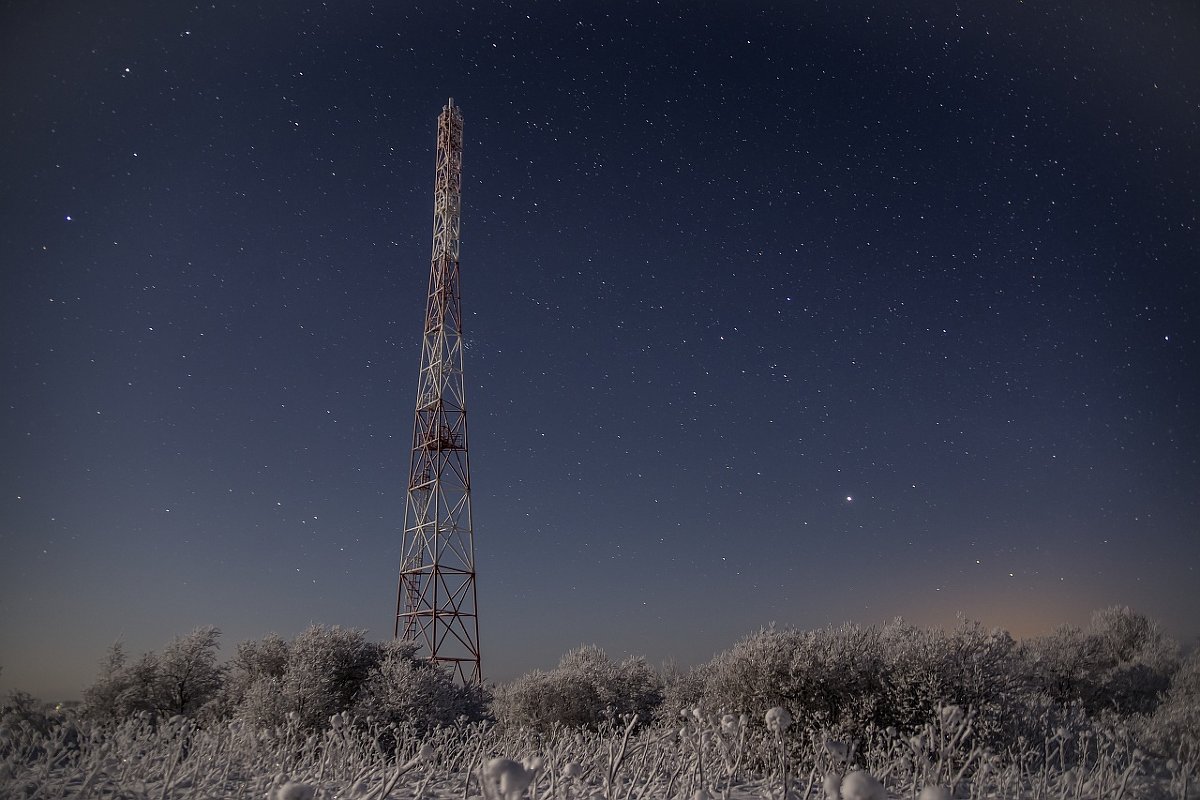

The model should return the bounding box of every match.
[2,0,1197,699]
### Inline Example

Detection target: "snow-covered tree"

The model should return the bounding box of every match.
[155,626,226,717]
[82,642,159,722]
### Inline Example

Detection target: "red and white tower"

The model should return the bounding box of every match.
[395,98,481,685]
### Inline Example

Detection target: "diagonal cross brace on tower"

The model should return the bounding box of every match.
[395,98,481,685]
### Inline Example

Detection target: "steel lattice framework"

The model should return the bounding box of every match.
[395,98,481,685]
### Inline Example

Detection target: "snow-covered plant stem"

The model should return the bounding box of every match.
[604,713,638,799]
[765,707,793,800]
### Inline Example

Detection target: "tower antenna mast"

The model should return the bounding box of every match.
[396,98,481,684]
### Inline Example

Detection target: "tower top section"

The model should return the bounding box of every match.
[431,99,463,264]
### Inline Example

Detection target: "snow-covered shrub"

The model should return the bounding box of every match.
[602,652,663,723]
[788,622,886,732]
[225,633,289,703]
[703,624,886,735]
[493,667,602,729]
[1019,623,1099,707]
[1139,647,1200,760]
[493,644,662,729]
[1088,605,1178,714]
[703,626,802,717]
[1021,606,1179,717]
[655,659,708,726]
[352,639,489,732]
[878,618,1020,741]
[233,627,490,733]
[278,625,377,730]
[1,691,62,743]
[701,619,1039,746]
[875,620,948,729]
[232,625,377,731]
[237,673,291,730]
[81,624,489,733]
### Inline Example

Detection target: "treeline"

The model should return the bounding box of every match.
[62,607,1198,758]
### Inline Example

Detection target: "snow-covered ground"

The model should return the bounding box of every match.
[1,704,1190,799]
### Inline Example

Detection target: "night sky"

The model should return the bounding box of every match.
[2,1,1197,701]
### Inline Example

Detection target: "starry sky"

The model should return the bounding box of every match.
[2,1,1198,701]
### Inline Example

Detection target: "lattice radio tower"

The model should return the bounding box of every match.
[395,98,481,685]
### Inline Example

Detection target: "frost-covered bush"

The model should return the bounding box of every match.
[1139,647,1200,760]
[878,618,1020,739]
[1088,605,1179,714]
[352,639,490,732]
[598,651,662,722]
[232,626,490,733]
[655,660,708,726]
[239,625,377,731]
[493,668,600,729]
[786,622,885,732]
[1021,606,1178,717]
[703,624,886,735]
[493,644,662,729]
[700,619,1034,745]
[876,620,949,728]
[81,624,489,733]
[703,627,802,716]
[226,633,289,703]
[1,691,62,743]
